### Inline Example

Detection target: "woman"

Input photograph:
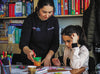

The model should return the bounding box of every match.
[19,0,59,66]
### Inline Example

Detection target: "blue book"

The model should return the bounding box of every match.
[58,0,61,15]
[15,2,23,17]
[26,1,31,16]
[68,0,71,15]
[53,0,58,15]
[18,29,22,41]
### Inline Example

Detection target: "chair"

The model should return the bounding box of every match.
[88,56,96,74]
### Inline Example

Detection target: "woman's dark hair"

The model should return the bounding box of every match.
[35,0,55,12]
[61,25,87,46]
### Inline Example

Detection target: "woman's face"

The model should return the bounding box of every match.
[38,5,53,21]
[62,35,73,49]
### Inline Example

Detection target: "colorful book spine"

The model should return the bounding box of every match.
[8,26,15,43]
[75,0,80,15]
[64,0,68,15]
[15,27,19,44]
[53,0,58,15]
[5,2,9,17]
[22,0,26,16]
[71,0,75,15]
[9,2,15,17]
[68,0,71,15]
[84,0,89,10]
[80,0,84,14]
[61,0,64,15]
[18,29,22,42]
[26,1,31,16]
[10,23,22,26]
[58,0,61,15]
[15,2,22,17]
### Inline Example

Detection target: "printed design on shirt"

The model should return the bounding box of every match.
[48,27,54,30]
[32,27,41,31]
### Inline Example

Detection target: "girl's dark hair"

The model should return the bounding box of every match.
[35,0,55,12]
[61,25,87,46]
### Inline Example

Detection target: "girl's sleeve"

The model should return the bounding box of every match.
[70,46,89,69]
[49,18,59,53]
[19,16,33,50]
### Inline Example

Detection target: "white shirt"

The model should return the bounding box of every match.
[63,45,89,69]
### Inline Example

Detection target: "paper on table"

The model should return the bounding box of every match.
[11,67,28,74]
[46,71,71,74]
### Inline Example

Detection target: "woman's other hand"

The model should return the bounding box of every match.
[41,57,51,66]
[52,58,61,66]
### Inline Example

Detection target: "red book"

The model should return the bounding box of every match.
[75,0,80,15]
[84,0,88,10]
[64,0,68,15]
[9,3,15,17]
[80,0,84,14]
[61,0,64,15]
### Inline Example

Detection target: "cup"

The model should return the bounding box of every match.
[33,57,41,66]
[1,65,11,74]
[28,65,36,74]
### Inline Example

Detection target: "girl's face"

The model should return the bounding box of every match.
[62,35,73,49]
[38,5,53,21]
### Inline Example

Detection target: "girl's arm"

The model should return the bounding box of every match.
[70,45,89,69]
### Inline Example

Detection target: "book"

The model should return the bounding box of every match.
[5,2,9,17]
[75,0,80,15]
[80,0,84,14]
[71,0,75,15]
[8,26,15,43]
[15,2,22,17]
[64,0,68,15]
[9,2,15,17]
[22,0,26,16]
[53,0,58,15]
[61,0,64,15]
[68,0,71,15]
[15,27,19,44]
[58,0,61,15]
[26,1,31,16]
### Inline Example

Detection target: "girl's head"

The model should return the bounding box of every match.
[61,25,86,48]
[35,0,55,21]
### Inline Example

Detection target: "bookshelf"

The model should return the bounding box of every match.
[0,0,83,54]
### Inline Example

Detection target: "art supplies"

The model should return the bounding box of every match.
[33,57,41,66]
[0,50,13,74]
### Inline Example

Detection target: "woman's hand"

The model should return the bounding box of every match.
[41,57,51,66]
[52,58,61,66]
[71,33,79,43]
[23,46,36,63]
[41,50,54,66]
[26,50,34,62]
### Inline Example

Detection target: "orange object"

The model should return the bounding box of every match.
[34,61,41,66]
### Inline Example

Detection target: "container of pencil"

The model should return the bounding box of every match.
[33,57,41,66]
[1,65,11,74]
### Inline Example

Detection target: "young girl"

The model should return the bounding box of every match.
[52,25,89,73]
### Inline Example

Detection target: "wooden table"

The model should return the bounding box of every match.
[42,67,85,74]
[0,65,85,74]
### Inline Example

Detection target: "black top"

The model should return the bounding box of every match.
[19,12,59,59]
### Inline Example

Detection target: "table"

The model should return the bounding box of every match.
[48,67,85,74]
[0,65,85,74]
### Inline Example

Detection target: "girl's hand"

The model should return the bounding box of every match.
[52,58,61,66]
[71,33,79,43]
[41,57,51,66]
